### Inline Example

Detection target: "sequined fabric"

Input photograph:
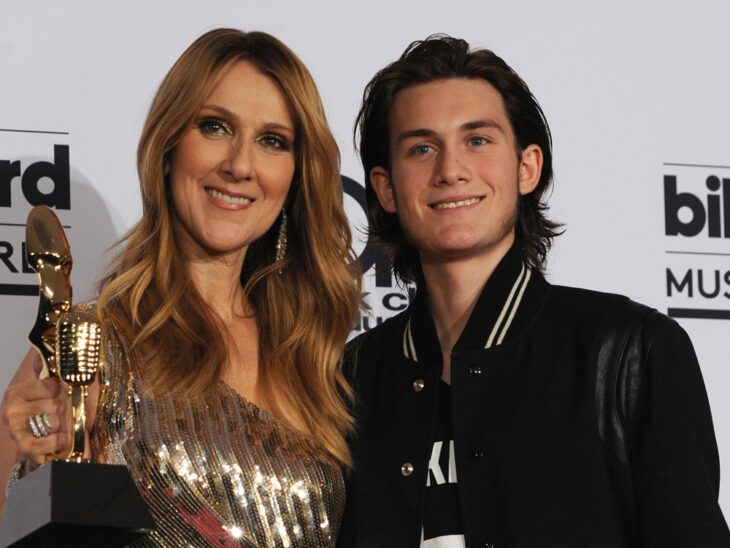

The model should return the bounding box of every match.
[91,332,345,547]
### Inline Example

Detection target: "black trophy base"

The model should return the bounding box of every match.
[0,460,154,547]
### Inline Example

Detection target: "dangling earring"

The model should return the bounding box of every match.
[275,209,288,275]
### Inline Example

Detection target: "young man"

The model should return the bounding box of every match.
[338,36,730,547]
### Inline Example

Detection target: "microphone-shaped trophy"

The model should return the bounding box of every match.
[0,206,154,547]
[55,309,102,463]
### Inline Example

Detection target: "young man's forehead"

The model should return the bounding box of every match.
[388,78,512,137]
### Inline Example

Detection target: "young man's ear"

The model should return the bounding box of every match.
[369,166,398,213]
[518,144,543,195]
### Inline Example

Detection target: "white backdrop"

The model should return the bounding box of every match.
[2,0,729,516]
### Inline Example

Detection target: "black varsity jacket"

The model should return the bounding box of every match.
[338,243,730,547]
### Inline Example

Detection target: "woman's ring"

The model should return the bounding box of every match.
[28,413,51,438]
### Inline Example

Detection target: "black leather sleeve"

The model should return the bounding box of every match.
[595,299,653,465]
[630,313,730,545]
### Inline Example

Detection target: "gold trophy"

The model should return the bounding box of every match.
[25,204,100,463]
[0,206,153,547]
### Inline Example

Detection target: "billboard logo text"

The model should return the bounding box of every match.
[664,174,730,238]
[0,145,70,209]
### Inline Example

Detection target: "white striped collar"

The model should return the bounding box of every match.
[484,262,532,349]
[402,317,418,362]
[400,243,538,361]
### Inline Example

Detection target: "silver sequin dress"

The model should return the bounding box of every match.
[90,331,345,547]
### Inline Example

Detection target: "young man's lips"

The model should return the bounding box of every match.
[430,196,484,210]
[205,187,255,206]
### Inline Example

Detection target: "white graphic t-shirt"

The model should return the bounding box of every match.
[421,381,465,548]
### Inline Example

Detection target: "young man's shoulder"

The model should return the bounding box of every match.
[346,309,409,358]
[545,282,684,341]
[343,309,410,385]
[548,283,635,311]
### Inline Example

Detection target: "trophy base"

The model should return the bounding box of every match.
[0,460,154,547]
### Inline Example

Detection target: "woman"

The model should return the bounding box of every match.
[0,28,361,546]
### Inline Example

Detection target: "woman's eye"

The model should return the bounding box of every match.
[197,118,231,136]
[260,134,291,151]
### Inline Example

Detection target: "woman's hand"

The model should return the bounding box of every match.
[1,377,71,469]
[1,349,99,517]
[1,353,71,470]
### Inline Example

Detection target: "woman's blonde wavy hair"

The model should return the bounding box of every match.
[96,29,361,466]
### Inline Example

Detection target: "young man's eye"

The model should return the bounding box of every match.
[411,144,432,156]
[469,136,488,146]
[260,134,291,151]
[196,118,231,136]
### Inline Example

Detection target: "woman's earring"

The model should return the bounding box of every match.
[275,210,287,275]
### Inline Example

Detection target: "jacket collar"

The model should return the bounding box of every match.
[402,240,547,364]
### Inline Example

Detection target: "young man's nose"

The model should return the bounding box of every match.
[434,148,471,185]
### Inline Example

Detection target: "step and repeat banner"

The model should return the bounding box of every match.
[2,1,729,513]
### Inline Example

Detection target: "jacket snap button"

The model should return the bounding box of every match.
[472,450,485,460]
[469,364,482,375]
[401,462,414,476]
[413,379,425,392]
